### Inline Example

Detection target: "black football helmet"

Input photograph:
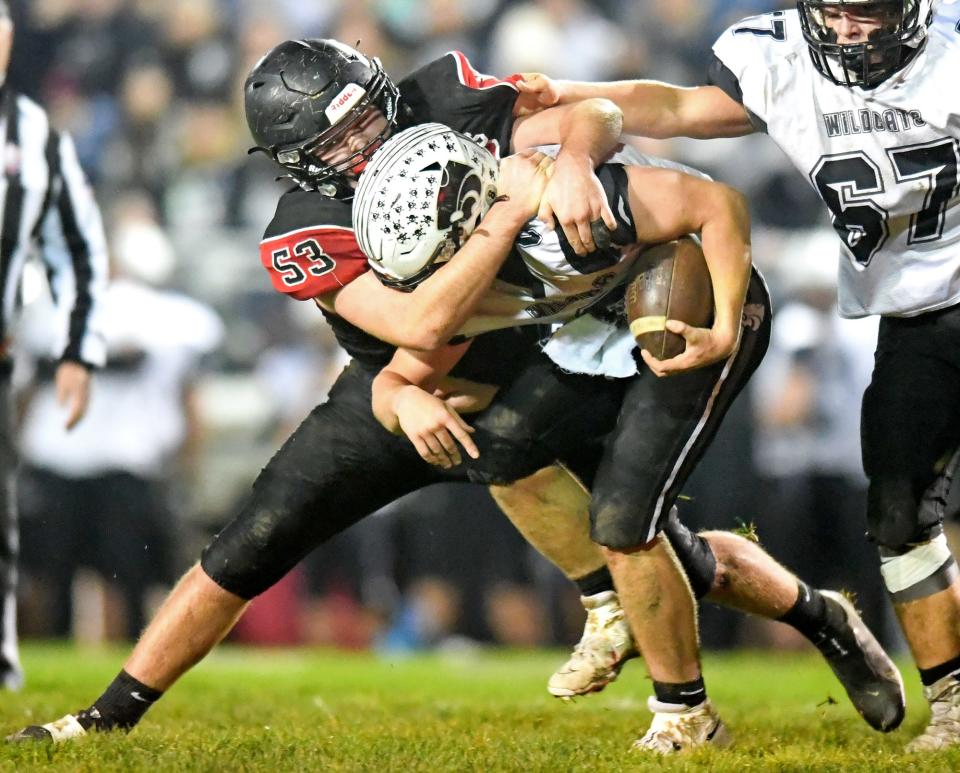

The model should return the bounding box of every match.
[797,0,934,88]
[244,39,400,189]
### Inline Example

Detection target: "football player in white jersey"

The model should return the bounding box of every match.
[516,0,960,752]
[360,124,903,753]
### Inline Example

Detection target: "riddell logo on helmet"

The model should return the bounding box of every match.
[325,84,367,126]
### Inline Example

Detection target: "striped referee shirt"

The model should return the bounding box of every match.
[0,87,107,367]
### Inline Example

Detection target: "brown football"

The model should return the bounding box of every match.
[626,237,714,360]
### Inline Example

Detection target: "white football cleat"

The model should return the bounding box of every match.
[906,675,960,752]
[7,713,88,743]
[547,590,638,698]
[632,698,732,755]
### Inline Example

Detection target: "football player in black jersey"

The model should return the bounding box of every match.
[8,38,899,751]
[242,44,900,747]
[6,38,638,746]
[246,39,647,699]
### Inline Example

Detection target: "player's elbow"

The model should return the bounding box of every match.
[720,184,752,242]
[718,183,750,222]
[701,182,751,240]
[576,97,623,133]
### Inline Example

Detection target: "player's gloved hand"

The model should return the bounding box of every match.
[538,154,618,255]
[514,73,562,116]
[55,360,92,430]
[496,150,554,222]
[640,320,741,378]
[393,385,480,469]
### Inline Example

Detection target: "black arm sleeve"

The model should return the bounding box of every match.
[552,163,636,275]
[706,55,768,133]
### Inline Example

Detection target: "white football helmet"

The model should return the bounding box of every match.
[354,123,500,289]
[797,0,934,87]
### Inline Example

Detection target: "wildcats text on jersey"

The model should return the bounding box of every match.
[712,7,960,317]
[823,108,926,137]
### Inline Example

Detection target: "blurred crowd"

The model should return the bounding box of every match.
[7,0,900,652]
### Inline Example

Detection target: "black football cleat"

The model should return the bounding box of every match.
[815,590,905,732]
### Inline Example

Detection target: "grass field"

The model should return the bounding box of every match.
[2,644,959,771]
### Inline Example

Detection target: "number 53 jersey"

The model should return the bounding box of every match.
[711,6,960,319]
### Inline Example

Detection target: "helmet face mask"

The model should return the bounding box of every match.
[353,124,501,290]
[797,0,933,88]
[273,99,384,177]
[244,39,400,190]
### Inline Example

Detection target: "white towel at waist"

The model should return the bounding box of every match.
[542,314,639,378]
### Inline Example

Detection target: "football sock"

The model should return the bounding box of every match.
[77,670,164,732]
[919,654,960,687]
[778,581,846,643]
[574,566,615,597]
[652,676,707,708]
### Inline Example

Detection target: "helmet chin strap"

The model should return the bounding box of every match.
[449,223,467,251]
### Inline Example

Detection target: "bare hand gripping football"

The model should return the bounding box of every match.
[627,238,716,370]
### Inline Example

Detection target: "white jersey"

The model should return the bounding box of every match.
[713,7,960,318]
[457,145,709,338]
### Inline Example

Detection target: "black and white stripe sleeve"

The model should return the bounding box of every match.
[36,131,108,368]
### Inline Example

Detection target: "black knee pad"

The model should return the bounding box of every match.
[588,489,663,550]
[867,476,942,550]
[463,430,544,485]
[589,445,687,549]
[662,507,717,599]
[200,497,303,600]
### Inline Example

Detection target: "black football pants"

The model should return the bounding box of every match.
[468,268,772,549]
[201,362,448,598]
[203,271,770,596]
[862,302,960,549]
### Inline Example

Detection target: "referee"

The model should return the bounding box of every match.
[0,1,108,689]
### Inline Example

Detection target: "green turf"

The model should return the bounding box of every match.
[1,643,958,771]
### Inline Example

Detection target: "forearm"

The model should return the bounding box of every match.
[396,200,529,349]
[43,132,110,368]
[372,370,417,434]
[555,98,622,167]
[698,190,752,344]
[551,80,751,139]
[333,199,531,350]
[372,343,471,431]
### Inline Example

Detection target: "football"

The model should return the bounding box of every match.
[626,237,714,360]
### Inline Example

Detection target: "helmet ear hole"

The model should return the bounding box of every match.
[353,123,502,289]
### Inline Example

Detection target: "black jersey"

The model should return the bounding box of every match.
[396,51,520,158]
[318,304,541,380]
[258,52,524,371]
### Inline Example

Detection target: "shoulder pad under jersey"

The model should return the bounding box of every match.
[711,10,807,129]
[398,52,522,153]
[260,188,368,300]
